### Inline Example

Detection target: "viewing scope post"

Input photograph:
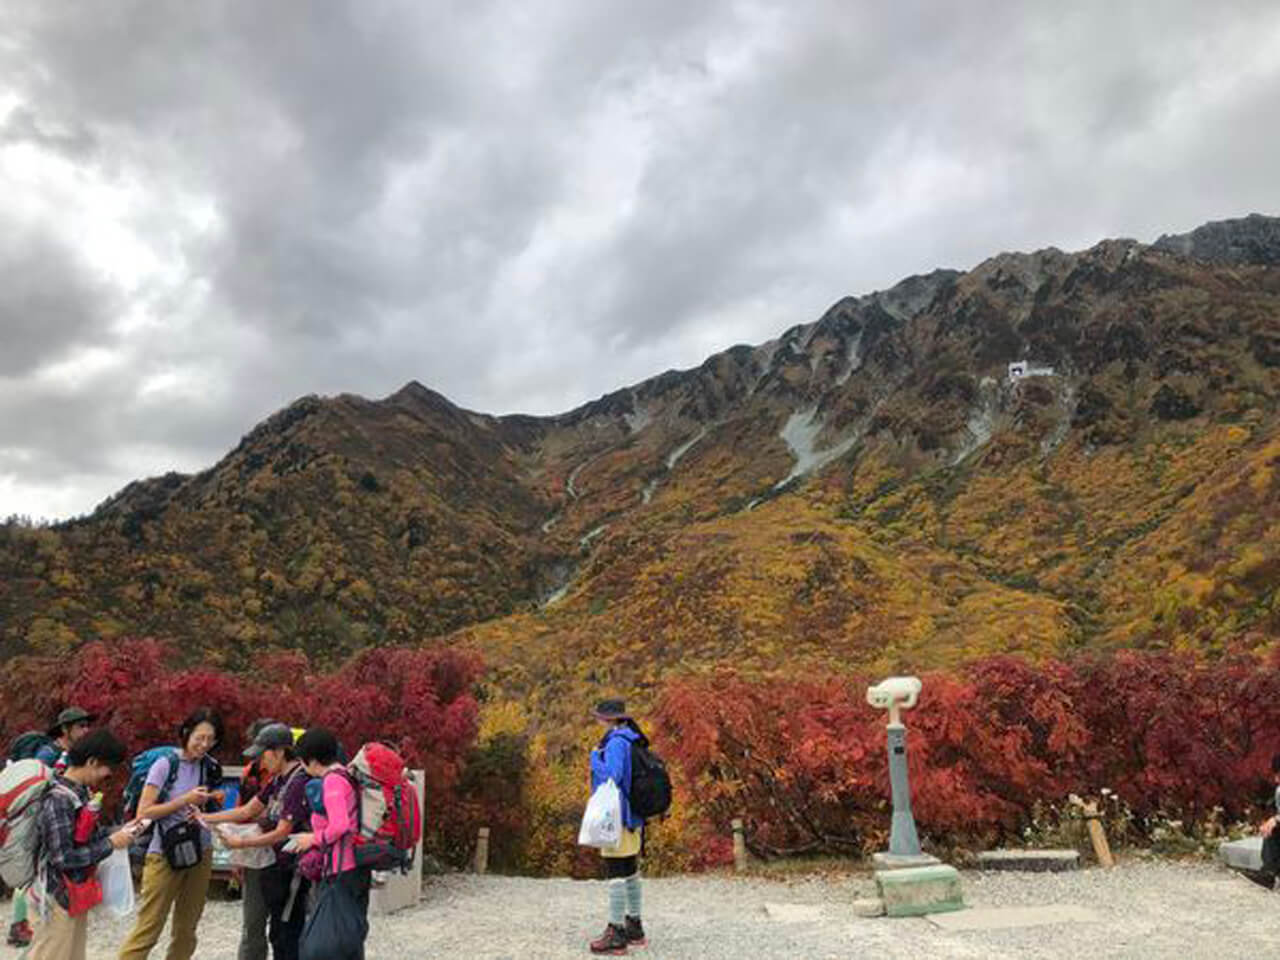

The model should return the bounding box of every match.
[867,676,924,858]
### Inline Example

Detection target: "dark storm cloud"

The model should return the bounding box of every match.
[1,0,1279,518]
[0,221,113,376]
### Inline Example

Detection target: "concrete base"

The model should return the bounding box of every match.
[875,864,964,918]
[977,849,1081,872]
[872,852,941,871]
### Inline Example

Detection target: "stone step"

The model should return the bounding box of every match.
[875,864,964,918]
[852,898,885,918]
[977,849,1081,872]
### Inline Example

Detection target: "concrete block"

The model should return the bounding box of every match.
[977,849,1081,872]
[852,898,886,918]
[1218,836,1264,873]
[370,769,425,915]
[872,851,941,871]
[875,864,964,918]
[927,904,1101,931]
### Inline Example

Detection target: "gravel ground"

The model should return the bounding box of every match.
[68,859,1280,959]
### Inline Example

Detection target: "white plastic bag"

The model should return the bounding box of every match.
[99,847,135,918]
[213,824,277,869]
[578,779,622,848]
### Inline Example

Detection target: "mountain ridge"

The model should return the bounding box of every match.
[77,212,1280,526]
[2,215,1277,701]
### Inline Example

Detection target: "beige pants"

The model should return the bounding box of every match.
[116,852,212,960]
[29,902,88,960]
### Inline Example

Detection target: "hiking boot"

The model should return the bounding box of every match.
[624,915,647,947]
[589,923,629,955]
[7,920,33,947]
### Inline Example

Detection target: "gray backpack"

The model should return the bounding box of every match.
[0,758,57,888]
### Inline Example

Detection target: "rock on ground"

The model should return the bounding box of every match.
[77,859,1280,959]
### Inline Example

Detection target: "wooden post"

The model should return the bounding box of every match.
[732,818,747,874]
[474,827,491,875]
[1082,803,1114,868]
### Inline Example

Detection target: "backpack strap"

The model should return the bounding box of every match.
[34,780,86,882]
[155,750,182,803]
[319,768,358,879]
[199,756,223,802]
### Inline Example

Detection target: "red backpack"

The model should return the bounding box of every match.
[347,744,421,873]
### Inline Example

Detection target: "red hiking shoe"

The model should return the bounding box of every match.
[589,923,628,955]
[7,920,33,947]
[624,916,647,947]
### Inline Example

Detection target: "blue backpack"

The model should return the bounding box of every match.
[305,776,326,816]
[122,747,222,821]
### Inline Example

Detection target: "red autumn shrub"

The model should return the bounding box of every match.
[653,672,884,857]
[655,650,1280,860]
[1066,649,1280,822]
[7,640,1280,870]
[0,638,484,865]
[299,646,484,864]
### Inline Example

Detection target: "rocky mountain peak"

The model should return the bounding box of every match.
[1152,213,1280,266]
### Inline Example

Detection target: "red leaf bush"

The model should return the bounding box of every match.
[5,640,1278,870]
[654,650,1280,859]
[0,638,483,864]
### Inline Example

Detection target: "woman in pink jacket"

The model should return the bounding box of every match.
[289,730,369,959]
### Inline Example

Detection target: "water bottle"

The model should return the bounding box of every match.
[74,792,103,844]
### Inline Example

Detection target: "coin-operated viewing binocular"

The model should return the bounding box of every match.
[866,675,922,726]
[866,675,924,858]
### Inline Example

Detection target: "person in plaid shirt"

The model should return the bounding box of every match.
[30,729,136,960]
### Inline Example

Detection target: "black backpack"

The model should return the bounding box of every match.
[629,739,672,820]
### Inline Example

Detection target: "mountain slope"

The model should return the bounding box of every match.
[2,216,1277,689]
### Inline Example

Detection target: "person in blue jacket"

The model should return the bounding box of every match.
[587,699,648,955]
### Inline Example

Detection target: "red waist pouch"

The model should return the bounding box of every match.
[64,870,103,918]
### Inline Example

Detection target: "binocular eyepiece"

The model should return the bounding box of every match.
[866,676,922,711]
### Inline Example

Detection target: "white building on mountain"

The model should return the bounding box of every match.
[1008,361,1055,383]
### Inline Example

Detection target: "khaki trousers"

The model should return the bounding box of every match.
[116,852,212,960]
[29,902,87,960]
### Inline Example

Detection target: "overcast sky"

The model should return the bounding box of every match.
[2,1,1278,520]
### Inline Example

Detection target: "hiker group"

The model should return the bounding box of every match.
[1,697,670,959]
[0,709,421,960]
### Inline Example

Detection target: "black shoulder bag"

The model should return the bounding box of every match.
[160,756,218,870]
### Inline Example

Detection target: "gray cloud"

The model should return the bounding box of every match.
[0,105,96,160]
[1,0,1279,518]
[0,221,113,375]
